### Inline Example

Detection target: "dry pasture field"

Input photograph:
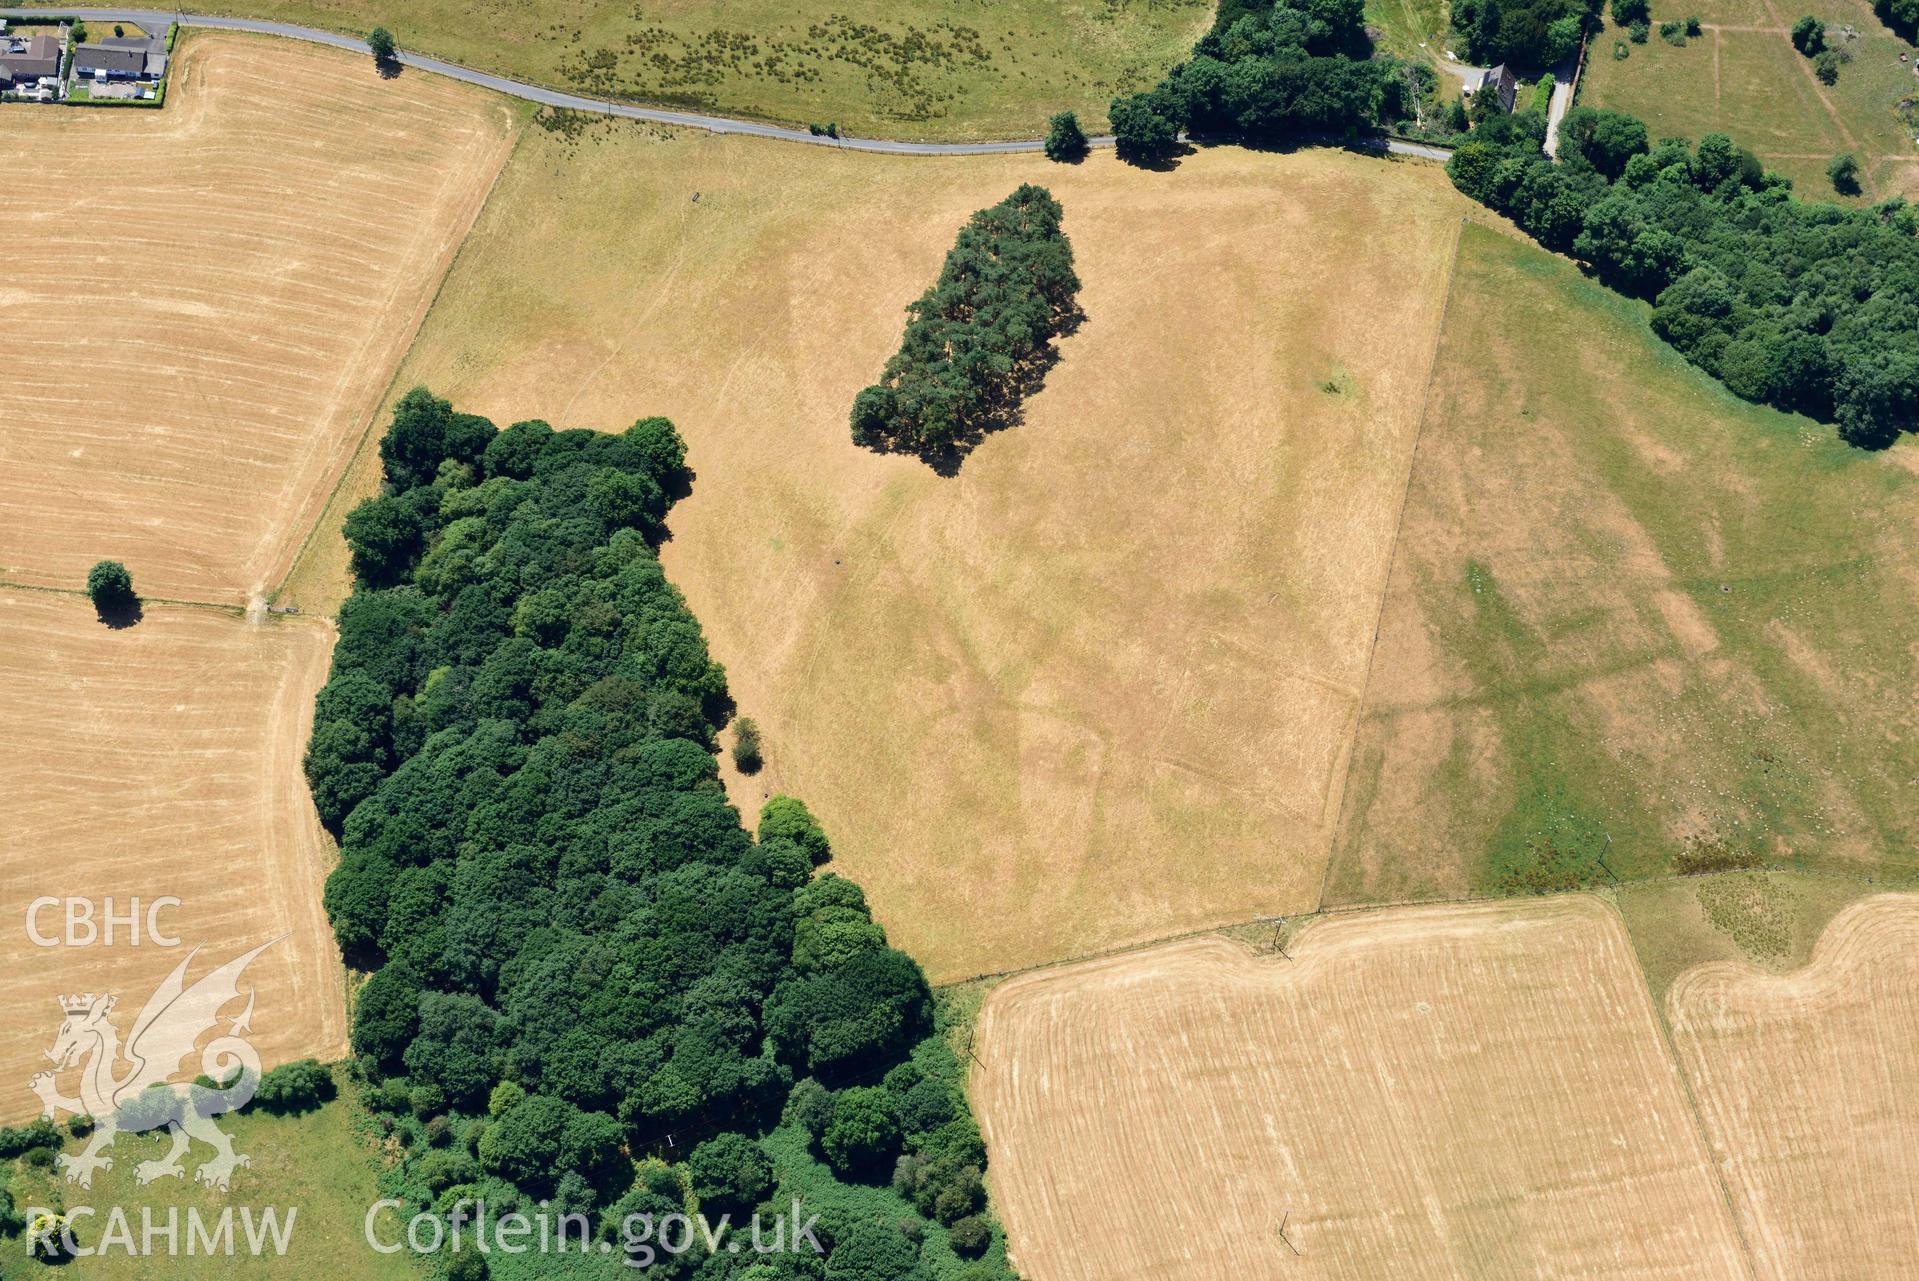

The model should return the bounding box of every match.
[368,124,1471,980]
[1669,894,1919,1281]
[0,590,345,1122]
[0,33,514,606]
[972,896,1748,1279]
[1327,225,1919,905]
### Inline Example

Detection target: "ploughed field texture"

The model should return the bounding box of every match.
[1328,223,1919,904]
[1669,894,1919,1281]
[0,33,512,605]
[971,897,1751,1280]
[364,125,1471,981]
[0,591,345,1122]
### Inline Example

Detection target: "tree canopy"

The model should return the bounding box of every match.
[1109,0,1407,161]
[1454,0,1590,67]
[1044,110,1089,162]
[311,390,1020,1278]
[1448,107,1919,448]
[851,184,1081,463]
[85,560,138,626]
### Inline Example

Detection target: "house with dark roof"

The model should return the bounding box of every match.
[0,33,61,88]
[73,34,166,82]
[1472,63,1518,113]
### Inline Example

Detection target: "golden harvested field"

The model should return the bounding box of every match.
[972,897,1749,1280]
[0,590,345,1123]
[350,123,1472,980]
[1669,893,1919,1281]
[0,33,514,606]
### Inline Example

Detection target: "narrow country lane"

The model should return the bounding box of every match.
[2,7,1454,159]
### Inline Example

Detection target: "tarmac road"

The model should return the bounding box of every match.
[3,7,1455,160]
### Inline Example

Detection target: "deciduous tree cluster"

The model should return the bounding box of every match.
[851,185,1080,461]
[1456,0,1593,68]
[1107,0,1406,164]
[309,389,1020,1278]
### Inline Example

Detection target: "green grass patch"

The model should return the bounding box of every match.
[1328,223,1919,906]
[1366,0,1453,62]
[0,1069,418,1280]
[1582,15,1919,200]
[1611,870,1889,1002]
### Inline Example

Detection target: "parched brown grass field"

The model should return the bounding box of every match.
[971,896,1751,1279]
[0,591,345,1122]
[339,122,1472,981]
[0,33,513,606]
[1670,893,1919,1280]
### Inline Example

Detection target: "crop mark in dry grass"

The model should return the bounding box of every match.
[375,133,1473,980]
[1327,225,1919,907]
[1317,213,1468,909]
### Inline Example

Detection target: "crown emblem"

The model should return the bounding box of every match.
[57,994,103,1017]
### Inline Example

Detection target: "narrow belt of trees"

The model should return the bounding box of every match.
[1450,106,1919,448]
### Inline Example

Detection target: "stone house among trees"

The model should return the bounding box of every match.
[1471,63,1519,112]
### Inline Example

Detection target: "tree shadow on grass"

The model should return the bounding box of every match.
[1114,139,1196,173]
[865,306,1088,477]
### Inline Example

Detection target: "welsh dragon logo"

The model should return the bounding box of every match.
[29,939,279,1192]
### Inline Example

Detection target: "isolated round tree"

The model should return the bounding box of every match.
[1044,110,1089,162]
[85,560,135,617]
[367,26,396,64]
